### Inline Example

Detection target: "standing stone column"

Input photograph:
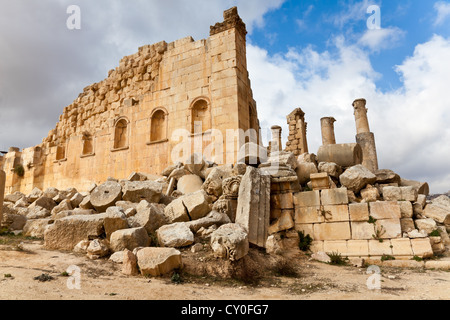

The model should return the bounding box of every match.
[353,99,379,172]
[0,170,5,226]
[269,125,282,154]
[285,108,309,156]
[235,166,271,248]
[321,117,337,146]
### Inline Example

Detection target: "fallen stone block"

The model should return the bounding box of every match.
[210,223,249,261]
[311,251,331,263]
[87,239,110,260]
[122,180,163,204]
[29,196,57,212]
[295,162,318,185]
[423,204,450,225]
[51,199,73,217]
[136,247,182,277]
[339,165,377,193]
[400,218,415,233]
[157,223,194,248]
[374,169,401,184]
[268,210,295,234]
[23,219,52,238]
[110,227,150,252]
[202,166,233,199]
[122,249,139,276]
[129,201,168,234]
[26,206,51,220]
[185,210,231,233]
[90,181,123,213]
[178,174,204,195]
[411,238,434,259]
[415,218,437,235]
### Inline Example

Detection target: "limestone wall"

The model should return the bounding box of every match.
[2,8,259,195]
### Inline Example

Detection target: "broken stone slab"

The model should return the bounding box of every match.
[407,229,428,239]
[360,185,380,202]
[4,192,26,204]
[104,207,129,240]
[161,162,183,177]
[311,251,332,263]
[268,210,295,235]
[374,169,401,184]
[44,213,108,251]
[79,195,94,210]
[70,193,85,208]
[90,181,123,213]
[110,227,150,252]
[168,167,190,181]
[431,195,450,210]
[29,196,57,212]
[27,188,43,203]
[265,234,284,255]
[87,239,110,260]
[177,174,204,195]
[318,162,343,179]
[235,166,271,248]
[122,249,139,276]
[128,201,168,234]
[180,190,211,221]
[136,247,182,277]
[202,165,233,199]
[339,165,377,193]
[26,206,51,220]
[1,211,27,231]
[122,180,163,204]
[400,179,430,196]
[210,223,249,261]
[423,204,450,225]
[185,210,231,233]
[266,151,298,170]
[43,187,59,199]
[415,219,437,235]
[51,199,73,217]
[156,223,194,248]
[74,240,90,254]
[127,172,149,182]
[23,219,52,238]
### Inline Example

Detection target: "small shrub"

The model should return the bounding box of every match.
[33,274,55,282]
[4,274,12,278]
[298,231,313,252]
[13,164,25,177]
[429,230,440,237]
[381,254,396,262]
[273,259,298,278]
[368,216,377,224]
[171,271,183,284]
[60,271,70,277]
[372,225,386,242]
[327,252,348,266]
[412,256,424,262]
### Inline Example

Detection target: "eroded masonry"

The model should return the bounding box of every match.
[1,8,449,275]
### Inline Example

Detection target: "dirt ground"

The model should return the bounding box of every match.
[0,236,449,301]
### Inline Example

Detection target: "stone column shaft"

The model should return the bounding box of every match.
[321,117,337,146]
[0,170,5,226]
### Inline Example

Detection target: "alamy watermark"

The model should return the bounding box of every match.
[367,5,381,30]
[366,265,382,290]
[67,5,81,30]
[66,265,81,290]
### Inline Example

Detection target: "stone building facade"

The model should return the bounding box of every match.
[0,7,260,194]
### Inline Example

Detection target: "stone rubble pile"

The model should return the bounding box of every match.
[1,146,449,277]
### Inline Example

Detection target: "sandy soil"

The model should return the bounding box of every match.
[0,238,449,301]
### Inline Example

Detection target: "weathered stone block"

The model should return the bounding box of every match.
[349,203,370,222]
[400,218,415,233]
[375,219,402,239]
[368,240,393,257]
[423,204,450,225]
[136,247,182,277]
[369,201,401,220]
[324,241,348,256]
[351,222,375,240]
[294,190,320,208]
[268,209,294,234]
[410,238,434,258]
[313,222,351,241]
[320,188,348,206]
[110,227,151,252]
[157,223,194,248]
[398,201,413,218]
[294,206,325,224]
[310,241,324,252]
[415,219,437,235]
[310,172,330,191]
[210,223,249,261]
[390,238,413,257]
[295,223,314,237]
[339,165,376,193]
[323,205,350,222]
[347,240,369,257]
[279,192,294,209]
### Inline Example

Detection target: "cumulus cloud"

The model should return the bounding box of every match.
[434,1,450,26]
[358,27,406,51]
[247,35,450,193]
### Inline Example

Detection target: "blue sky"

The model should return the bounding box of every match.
[249,0,450,92]
[0,0,449,193]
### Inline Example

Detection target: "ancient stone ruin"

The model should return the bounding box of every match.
[1,7,449,278]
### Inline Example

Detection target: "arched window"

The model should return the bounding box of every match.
[150,109,167,142]
[191,98,211,134]
[56,143,66,161]
[82,131,94,156]
[114,118,129,150]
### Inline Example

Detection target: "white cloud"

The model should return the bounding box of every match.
[247,35,450,193]
[358,27,406,51]
[434,1,450,26]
